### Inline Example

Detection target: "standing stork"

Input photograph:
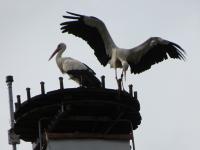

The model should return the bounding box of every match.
[60,12,186,82]
[49,43,101,88]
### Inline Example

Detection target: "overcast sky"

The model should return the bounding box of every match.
[0,0,200,150]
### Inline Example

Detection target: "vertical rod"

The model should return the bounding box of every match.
[15,95,21,110]
[117,79,122,92]
[59,77,64,89]
[101,75,105,88]
[129,121,135,150]
[6,76,15,128]
[16,95,21,105]
[26,88,31,100]
[131,133,136,150]
[40,81,45,94]
[6,75,17,150]
[129,84,133,96]
[38,120,42,150]
[61,103,64,113]
[134,91,138,99]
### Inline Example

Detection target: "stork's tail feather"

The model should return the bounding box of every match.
[84,75,102,88]
[67,70,101,88]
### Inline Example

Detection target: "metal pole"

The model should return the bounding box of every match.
[131,134,135,150]
[38,120,42,150]
[59,77,64,89]
[129,121,135,150]
[101,75,105,88]
[129,84,133,97]
[6,75,17,150]
[26,87,31,100]
[117,79,122,91]
[134,91,138,99]
[40,81,45,94]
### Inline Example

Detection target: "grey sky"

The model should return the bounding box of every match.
[0,0,200,150]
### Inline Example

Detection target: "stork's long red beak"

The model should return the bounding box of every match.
[48,48,59,61]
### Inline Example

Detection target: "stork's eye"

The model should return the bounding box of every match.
[58,44,61,48]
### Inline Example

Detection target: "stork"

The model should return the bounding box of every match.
[60,12,186,82]
[49,43,101,88]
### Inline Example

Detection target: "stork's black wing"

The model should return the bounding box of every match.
[127,37,186,74]
[60,12,110,66]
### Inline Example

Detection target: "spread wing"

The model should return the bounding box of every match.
[60,12,111,66]
[127,37,186,74]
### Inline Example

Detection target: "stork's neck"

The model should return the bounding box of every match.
[56,49,65,60]
[55,49,65,71]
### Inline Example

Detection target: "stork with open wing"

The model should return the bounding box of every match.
[60,12,186,83]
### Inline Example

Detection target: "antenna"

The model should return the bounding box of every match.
[6,75,20,150]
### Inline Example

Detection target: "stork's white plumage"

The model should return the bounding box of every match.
[60,12,186,80]
[49,43,101,88]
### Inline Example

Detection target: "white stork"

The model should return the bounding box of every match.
[60,12,186,81]
[49,43,101,88]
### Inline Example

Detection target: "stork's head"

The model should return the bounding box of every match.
[49,43,66,61]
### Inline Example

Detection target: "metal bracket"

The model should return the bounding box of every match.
[8,129,20,145]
